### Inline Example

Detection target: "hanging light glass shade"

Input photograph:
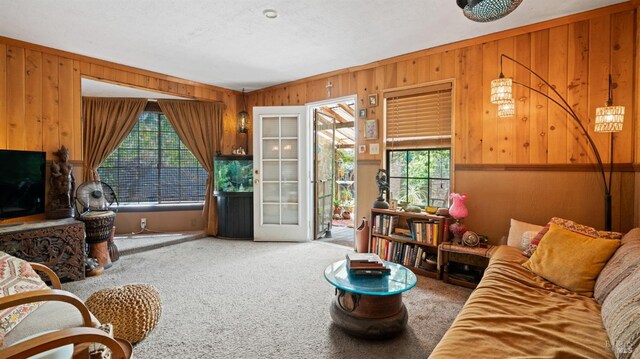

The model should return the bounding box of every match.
[594,75,624,133]
[497,98,515,118]
[490,77,513,104]
[594,106,624,133]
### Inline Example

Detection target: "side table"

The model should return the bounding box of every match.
[324,260,417,339]
[0,218,86,281]
[439,242,496,288]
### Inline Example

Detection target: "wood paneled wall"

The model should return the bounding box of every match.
[0,36,243,162]
[248,6,637,166]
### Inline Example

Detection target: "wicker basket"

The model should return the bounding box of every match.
[86,284,161,344]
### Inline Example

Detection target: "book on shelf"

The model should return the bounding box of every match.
[407,219,440,246]
[368,237,436,272]
[372,213,400,236]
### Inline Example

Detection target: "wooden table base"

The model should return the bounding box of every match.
[329,290,408,339]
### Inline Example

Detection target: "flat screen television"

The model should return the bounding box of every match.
[0,149,46,220]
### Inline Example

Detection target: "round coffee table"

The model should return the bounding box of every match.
[324,259,417,338]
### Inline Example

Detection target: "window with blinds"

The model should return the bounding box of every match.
[384,82,452,149]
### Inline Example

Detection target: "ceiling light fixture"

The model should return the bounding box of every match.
[263,9,278,19]
[457,0,524,22]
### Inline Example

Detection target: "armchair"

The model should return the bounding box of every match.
[0,261,132,359]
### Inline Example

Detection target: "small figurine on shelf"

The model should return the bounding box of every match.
[373,169,390,209]
[448,192,469,242]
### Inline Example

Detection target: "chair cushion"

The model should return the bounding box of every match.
[594,228,640,304]
[0,252,48,345]
[4,300,100,347]
[523,224,620,297]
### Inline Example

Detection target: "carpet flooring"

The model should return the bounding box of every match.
[63,238,471,359]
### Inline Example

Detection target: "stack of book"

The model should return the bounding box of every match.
[346,253,390,276]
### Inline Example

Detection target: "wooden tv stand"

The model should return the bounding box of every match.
[0,218,86,282]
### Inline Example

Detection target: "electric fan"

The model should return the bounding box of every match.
[75,181,118,214]
[75,181,120,269]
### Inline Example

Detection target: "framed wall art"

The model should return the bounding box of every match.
[368,93,378,107]
[364,119,378,140]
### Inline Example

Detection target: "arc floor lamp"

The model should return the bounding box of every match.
[490,54,625,231]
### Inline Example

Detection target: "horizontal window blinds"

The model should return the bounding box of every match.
[385,83,452,148]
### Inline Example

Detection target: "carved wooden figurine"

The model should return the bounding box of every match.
[46,146,75,219]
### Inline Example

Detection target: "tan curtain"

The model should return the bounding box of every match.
[82,97,148,181]
[157,100,225,236]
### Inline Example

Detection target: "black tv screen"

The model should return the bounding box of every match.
[0,150,46,219]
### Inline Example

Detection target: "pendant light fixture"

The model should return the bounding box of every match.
[594,75,624,133]
[497,98,515,118]
[457,0,524,22]
[237,88,249,134]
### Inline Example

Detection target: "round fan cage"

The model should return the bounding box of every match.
[75,181,119,214]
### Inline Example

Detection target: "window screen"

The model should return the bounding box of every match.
[98,111,207,204]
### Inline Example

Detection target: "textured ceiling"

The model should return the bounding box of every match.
[0,0,628,91]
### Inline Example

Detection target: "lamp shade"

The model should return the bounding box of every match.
[497,99,515,118]
[490,77,513,104]
[594,106,624,133]
[461,0,524,22]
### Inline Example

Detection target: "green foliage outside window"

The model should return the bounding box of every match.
[387,148,450,207]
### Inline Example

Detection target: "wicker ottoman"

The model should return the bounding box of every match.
[86,284,161,344]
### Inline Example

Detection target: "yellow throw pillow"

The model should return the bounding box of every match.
[523,223,620,297]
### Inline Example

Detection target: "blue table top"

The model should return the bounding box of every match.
[324,259,417,296]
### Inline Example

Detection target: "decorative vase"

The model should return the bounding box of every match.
[448,193,468,220]
[449,220,468,241]
[355,217,370,253]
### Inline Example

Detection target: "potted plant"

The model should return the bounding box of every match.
[333,199,343,217]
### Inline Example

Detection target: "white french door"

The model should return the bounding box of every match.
[253,106,310,241]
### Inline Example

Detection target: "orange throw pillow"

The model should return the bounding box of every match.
[523,224,620,297]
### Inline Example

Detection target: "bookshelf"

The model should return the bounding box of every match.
[369,208,450,279]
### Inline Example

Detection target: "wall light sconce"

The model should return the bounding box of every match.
[490,54,624,230]
[238,88,249,134]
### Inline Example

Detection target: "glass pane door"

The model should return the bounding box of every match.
[314,110,335,239]
[261,116,299,225]
[253,106,308,242]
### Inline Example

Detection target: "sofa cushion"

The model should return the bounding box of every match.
[523,217,601,257]
[507,218,543,249]
[430,245,614,358]
[0,252,48,345]
[523,224,620,297]
[594,228,640,304]
[601,265,640,359]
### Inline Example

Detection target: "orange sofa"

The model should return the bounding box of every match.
[430,229,640,358]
